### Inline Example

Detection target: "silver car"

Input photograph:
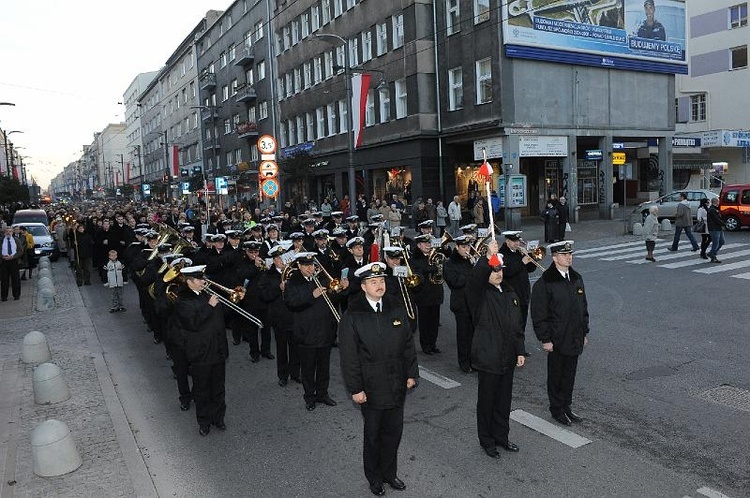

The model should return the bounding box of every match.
[14,223,60,262]
[631,189,719,222]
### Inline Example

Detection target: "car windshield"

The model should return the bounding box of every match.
[24,226,49,237]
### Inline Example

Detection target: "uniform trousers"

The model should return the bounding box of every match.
[361,404,404,486]
[272,323,300,381]
[546,351,579,416]
[453,310,473,369]
[168,345,192,405]
[191,361,226,428]
[417,304,441,352]
[298,345,332,403]
[0,259,21,300]
[476,369,514,449]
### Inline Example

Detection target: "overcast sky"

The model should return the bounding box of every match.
[0,0,225,190]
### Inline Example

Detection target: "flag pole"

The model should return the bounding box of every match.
[482,149,495,242]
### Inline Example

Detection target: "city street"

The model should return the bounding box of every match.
[81,228,749,497]
[1,226,748,498]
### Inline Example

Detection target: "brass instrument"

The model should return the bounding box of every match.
[203,278,246,304]
[200,281,264,328]
[519,239,547,271]
[311,273,341,322]
[281,262,298,282]
[391,239,421,288]
[397,273,417,320]
[472,231,495,257]
[313,257,343,293]
[427,247,446,285]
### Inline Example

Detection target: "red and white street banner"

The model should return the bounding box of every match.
[126,163,130,183]
[351,72,371,149]
[172,145,179,177]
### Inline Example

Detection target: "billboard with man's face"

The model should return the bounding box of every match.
[502,0,687,74]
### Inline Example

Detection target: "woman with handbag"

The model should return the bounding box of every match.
[696,198,711,260]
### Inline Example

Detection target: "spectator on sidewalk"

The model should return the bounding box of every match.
[436,201,448,236]
[707,197,725,264]
[557,197,570,240]
[696,198,711,260]
[104,249,126,312]
[19,226,35,280]
[448,196,462,236]
[643,206,659,262]
[668,193,699,252]
[1,226,23,301]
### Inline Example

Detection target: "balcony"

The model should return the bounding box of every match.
[201,108,219,122]
[199,72,216,91]
[203,138,221,151]
[234,46,255,66]
[235,121,259,139]
[234,85,257,103]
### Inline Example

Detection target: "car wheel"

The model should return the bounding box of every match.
[724,215,741,232]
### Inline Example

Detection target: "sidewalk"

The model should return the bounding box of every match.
[0,261,155,498]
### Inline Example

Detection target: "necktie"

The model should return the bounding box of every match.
[565,273,570,282]
[5,237,10,256]
[376,302,381,313]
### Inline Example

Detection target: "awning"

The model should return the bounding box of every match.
[672,154,712,171]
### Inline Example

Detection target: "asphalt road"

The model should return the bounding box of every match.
[81,230,750,498]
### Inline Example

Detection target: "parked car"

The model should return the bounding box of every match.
[719,183,750,231]
[12,209,49,226]
[631,189,719,222]
[14,223,60,262]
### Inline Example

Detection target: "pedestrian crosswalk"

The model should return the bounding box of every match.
[574,241,750,279]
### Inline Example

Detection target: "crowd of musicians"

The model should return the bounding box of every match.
[49,201,589,495]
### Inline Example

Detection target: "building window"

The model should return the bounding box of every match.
[392,14,404,48]
[362,31,372,62]
[294,68,302,94]
[220,52,227,68]
[245,30,253,47]
[306,112,315,141]
[690,94,706,122]
[448,67,463,110]
[334,0,343,18]
[247,106,256,123]
[314,56,323,83]
[283,26,291,51]
[394,79,407,119]
[292,20,300,45]
[285,73,293,97]
[325,51,334,79]
[224,119,232,135]
[347,0,356,9]
[376,21,388,56]
[365,89,375,126]
[304,62,312,89]
[280,123,288,148]
[250,144,258,162]
[474,0,490,24]
[255,21,264,41]
[316,107,326,139]
[277,77,285,98]
[350,37,359,67]
[322,0,331,24]
[312,5,321,31]
[228,45,236,62]
[476,58,492,104]
[327,103,337,136]
[289,119,297,146]
[259,101,268,119]
[379,87,391,123]
[232,113,240,126]
[231,79,239,95]
[257,61,266,80]
[301,13,310,37]
[235,149,242,164]
[338,99,348,134]
[222,85,229,102]
[447,0,460,35]
[731,45,748,69]
[297,116,305,144]
[730,3,748,28]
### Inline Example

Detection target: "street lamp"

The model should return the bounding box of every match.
[2,130,23,176]
[313,33,357,203]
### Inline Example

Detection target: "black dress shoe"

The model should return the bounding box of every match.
[278,378,288,387]
[431,347,442,354]
[318,395,337,406]
[386,477,406,490]
[565,410,583,423]
[306,401,316,411]
[213,421,226,430]
[422,349,434,355]
[552,413,572,426]
[460,366,474,373]
[369,483,385,496]
[483,446,500,459]
[180,401,191,411]
[500,441,519,452]
[232,339,241,345]
[261,352,275,359]
[290,375,302,384]
[199,425,210,436]
[249,353,260,363]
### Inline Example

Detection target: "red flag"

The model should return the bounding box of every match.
[477,161,493,181]
[370,242,380,263]
[488,253,504,268]
[172,145,179,177]
[351,72,371,149]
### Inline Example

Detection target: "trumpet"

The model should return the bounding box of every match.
[519,239,547,271]
[201,280,264,328]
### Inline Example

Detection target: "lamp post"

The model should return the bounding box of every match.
[2,130,23,176]
[313,33,356,203]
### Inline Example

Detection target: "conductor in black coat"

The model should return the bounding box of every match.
[531,240,589,426]
[173,265,229,436]
[339,262,418,496]
[466,242,526,459]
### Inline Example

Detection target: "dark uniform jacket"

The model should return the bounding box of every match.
[467,257,525,374]
[443,250,473,313]
[409,249,444,307]
[498,244,536,306]
[258,265,291,327]
[338,293,419,409]
[530,265,589,356]
[173,287,228,365]
[284,272,340,347]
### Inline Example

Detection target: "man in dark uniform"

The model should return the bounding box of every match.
[329,227,349,261]
[234,240,271,361]
[326,211,344,232]
[283,252,348,410]
[410,234,445,354]
[343,237,368,305]
[499,230,538,335]
[345,215,361,240]
[443,235,476,372]
[301,218,317,251]
[163,256,193,411]
[466,243,526,459]
[636,0,666,40]
[173,264,229,436]
[382,246,417,332]
[338,262,418,496]
[531,240,589,426]
[258,245,301,386]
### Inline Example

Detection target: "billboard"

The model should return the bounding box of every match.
[503,0,687,74]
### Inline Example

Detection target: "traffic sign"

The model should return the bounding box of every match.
[259,160,279,178]
[261,178,279,198]
[258,135,277,155]
[612,152,626,165]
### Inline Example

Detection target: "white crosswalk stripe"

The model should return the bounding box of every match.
[577,240,750,278]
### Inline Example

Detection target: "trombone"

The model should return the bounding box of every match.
[518,239,547,271]
[312,273,341,323]
[200,279,264,328]
[313,257,343,293]
[392,240,421,288]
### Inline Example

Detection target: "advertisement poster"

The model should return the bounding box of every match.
[503,0,687,74]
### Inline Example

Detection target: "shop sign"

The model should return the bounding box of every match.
[612,152,626,165]
[585,150,603,161]
[518,136,568,157]
[506,127,539,135]
[672,137,701,147]
[473,137,504,160]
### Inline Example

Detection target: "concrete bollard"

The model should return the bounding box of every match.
[33,363,70,404]
[36,287,56,312]
[38,256,51,267]
[22,331,52,364]
[632,223,643,236]
[37,259,51,270]
[37,277,55,295]
[660,219,672,231]
[30,419,82,477]
[37,268,53,280]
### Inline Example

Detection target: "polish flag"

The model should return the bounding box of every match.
[351,72,371,149]
[477,161,493,181]
[172,145,180,177]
